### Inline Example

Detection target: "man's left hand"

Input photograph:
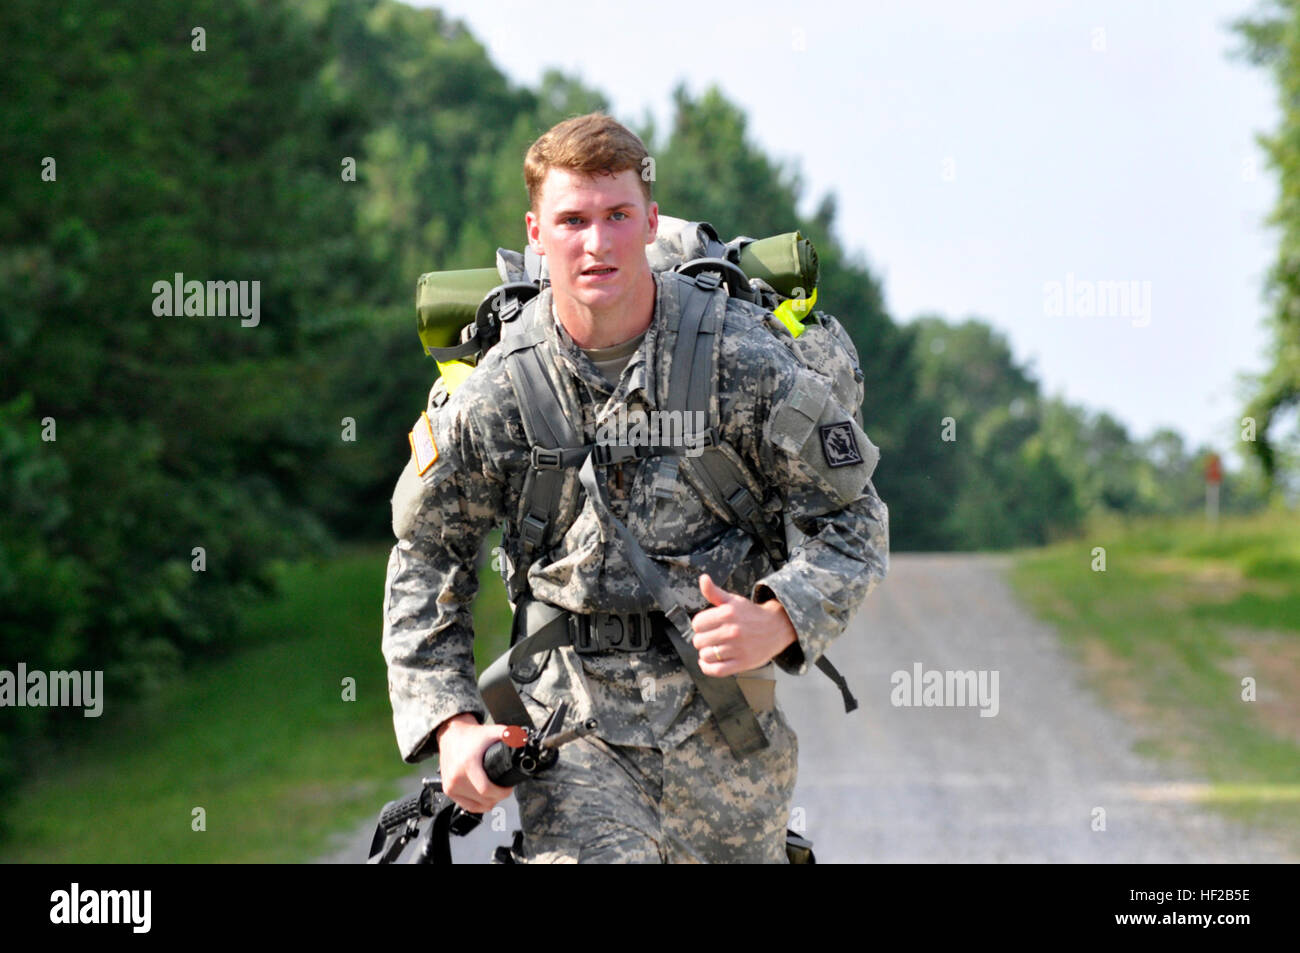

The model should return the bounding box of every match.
[691,574,797,678]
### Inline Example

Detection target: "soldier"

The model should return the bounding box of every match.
[382,112,888,863]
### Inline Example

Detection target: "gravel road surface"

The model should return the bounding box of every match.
[322,553,1293,863]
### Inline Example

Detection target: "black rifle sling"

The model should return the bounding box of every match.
[478,599,571,730]
[575,451,768,759]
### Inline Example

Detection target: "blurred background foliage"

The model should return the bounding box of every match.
[0,0,1282,821]
[1233,0,1300,499]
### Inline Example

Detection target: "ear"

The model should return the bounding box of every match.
[525,209,544,255]
[645,201,659,245]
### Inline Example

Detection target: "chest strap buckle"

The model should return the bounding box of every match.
[569,609,654,654]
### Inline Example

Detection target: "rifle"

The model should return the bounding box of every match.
[367,701,596,864]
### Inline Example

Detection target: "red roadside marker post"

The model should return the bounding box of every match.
[1205,452,1222,525]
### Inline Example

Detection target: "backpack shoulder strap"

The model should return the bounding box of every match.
[665,273,788,566]
[667,273,859,714]
[498,298,582,601]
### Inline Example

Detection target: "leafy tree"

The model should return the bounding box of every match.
[911,316,1081,546]
[0,0,367,804]
[1232,1,1300,485]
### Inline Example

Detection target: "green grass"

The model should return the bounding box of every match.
[0,537,513,863]
[1009,510,1300,850]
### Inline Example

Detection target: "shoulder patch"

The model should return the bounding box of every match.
[409,411,439,475]
[766,366,879,505]
[818,421,864,468]
[767,368,832,457]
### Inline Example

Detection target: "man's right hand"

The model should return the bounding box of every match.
[435,713,514,814]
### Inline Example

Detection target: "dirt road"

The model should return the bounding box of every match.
[323,553,1293,863]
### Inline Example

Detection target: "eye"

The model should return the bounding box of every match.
[610,210,628,221]
[563,215,583,226]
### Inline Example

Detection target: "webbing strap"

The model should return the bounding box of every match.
[814,656,859,713]
[576,452,768,759]
[681,449,783,562]
[478,599,572,729]
[531,436,715,470]
[479,443,772,759]
[670,276,789,567]
[686,303,716,418]
[426,338,482,362]
[667,275,855,711]
[666,274,718,415]
[506,324,581,562]
[510,342,570,447]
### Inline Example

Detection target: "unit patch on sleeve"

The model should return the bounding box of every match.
[409,411,439,475]
[818,421,863,468]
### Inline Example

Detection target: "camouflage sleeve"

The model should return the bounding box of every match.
[746,353,890,676]
[382,380,505,762]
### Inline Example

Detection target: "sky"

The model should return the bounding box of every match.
[416,0,1281,457]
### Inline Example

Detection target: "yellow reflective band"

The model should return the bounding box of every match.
[436,359,475,395]
[772,287,818,338]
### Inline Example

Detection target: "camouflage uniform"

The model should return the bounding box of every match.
[383,268,889,863]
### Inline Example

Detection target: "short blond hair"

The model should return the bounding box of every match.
[524,112,652,212]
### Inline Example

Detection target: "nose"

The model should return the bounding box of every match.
[584,219,612,258]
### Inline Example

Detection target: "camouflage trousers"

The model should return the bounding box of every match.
[512,702,798,864]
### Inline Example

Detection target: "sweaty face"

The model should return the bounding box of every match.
[526,167,658,316]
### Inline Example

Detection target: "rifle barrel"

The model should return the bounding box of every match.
[540,718,599,751]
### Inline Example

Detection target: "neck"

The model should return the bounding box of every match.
[555,270,656,348]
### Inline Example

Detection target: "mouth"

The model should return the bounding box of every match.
[580,265,618,280]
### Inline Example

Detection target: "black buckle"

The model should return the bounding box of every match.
[726,486,758,521]
[592,443,638,466]
[498,297,521,322]
[520,513,547,549]
[569,611,652,654]
[684,427,718,453]
[531,447,562,470]
[693,271,722,292]
[570,614,594,654]
[618,611,650,651]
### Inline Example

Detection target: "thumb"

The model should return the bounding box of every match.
[699,573,734,606]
